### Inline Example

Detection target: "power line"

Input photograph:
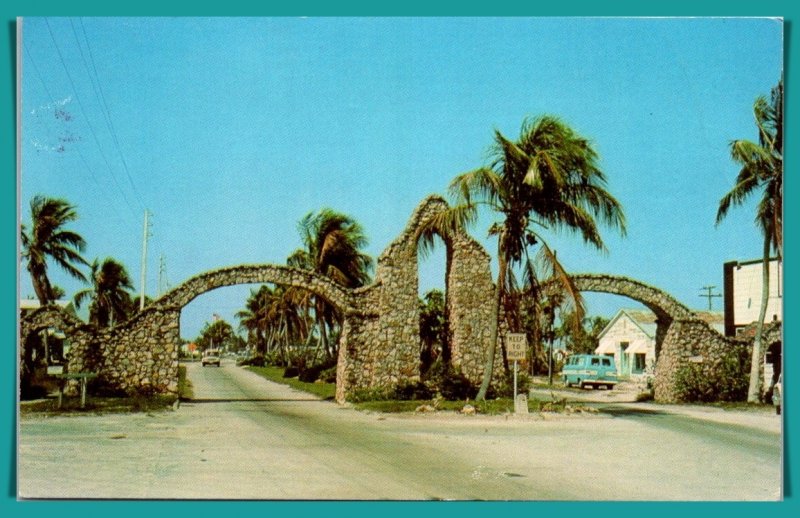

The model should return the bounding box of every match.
[24,28,133,232]
[43,17,140,219]
[73,18,145,206]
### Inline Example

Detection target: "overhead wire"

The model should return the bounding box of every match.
[22,37,126,226]
[43,17,141,220]
[74,18,169,277]
[73,18,145,207]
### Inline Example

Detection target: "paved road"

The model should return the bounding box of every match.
[18,361,782,500]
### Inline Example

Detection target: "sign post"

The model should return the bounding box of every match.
[506,333,528,413]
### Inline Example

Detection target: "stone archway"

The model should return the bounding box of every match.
[561,274,752,402]
[20,195,774,404]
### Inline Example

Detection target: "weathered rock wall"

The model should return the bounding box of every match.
[654,318,748,402]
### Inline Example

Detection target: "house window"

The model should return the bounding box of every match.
[633,353,646,374]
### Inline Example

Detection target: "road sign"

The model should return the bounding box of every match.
[506,333,527,361]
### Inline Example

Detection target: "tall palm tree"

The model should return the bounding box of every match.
[20,195,88,305]
[288,209,373,358]
[74,258,135,327]
[427,115,626,400]
[716,78,783,403]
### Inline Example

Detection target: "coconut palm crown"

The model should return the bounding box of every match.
[716,78,783,403]
[426,115,627,400]
[20,195,88,305]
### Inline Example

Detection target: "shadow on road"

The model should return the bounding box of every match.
[182,397,334,404]
[598,405,670,418]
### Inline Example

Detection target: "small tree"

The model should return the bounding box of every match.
[419,289,447,374]
[196,319,235,351]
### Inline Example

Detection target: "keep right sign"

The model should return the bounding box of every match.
[506,333,528,361]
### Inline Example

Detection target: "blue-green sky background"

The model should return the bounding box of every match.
[18,17,782,339]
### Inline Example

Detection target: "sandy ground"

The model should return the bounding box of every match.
[17,361,783,501]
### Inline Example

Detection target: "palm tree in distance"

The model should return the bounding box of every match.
[237,285,273,356]
[716,78,783,403]
[20,195,88,305]
[425,115,627,400]
[288,209,373,359]
[74,258,135,327]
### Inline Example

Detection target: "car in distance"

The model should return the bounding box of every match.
[562,354,618,389]
[201,349,221,367]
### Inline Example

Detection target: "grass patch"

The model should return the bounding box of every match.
[20,393,178,416]
[246,366,336,400]
[178,364,194,400]
[20,366,191,417]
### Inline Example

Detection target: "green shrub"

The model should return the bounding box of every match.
[237,355,266,367]
[283,366,300,378]
[319,366,337,383]
[674,350,749,402]
[437,370,476,400]
[298,359,337,383]
[487,371,531,399]
[392,381,434,400]
[348,386,394,403]
[421,359,476,400]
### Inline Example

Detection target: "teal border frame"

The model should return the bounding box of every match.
[2,1,796,516]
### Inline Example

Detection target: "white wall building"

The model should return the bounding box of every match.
[595,309,724,379]
[723,258,782,336]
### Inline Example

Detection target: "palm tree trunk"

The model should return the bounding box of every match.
[476,237,507,401]
[30,269,53,306]
[747,236,772,403]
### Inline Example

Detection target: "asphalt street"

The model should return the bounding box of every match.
[17,360,783,500]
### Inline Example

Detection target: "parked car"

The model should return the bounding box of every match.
[562,354,618,389]
[773,373,782,415]
[201,349,221,367]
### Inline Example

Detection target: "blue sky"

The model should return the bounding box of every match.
[19,17,783,339]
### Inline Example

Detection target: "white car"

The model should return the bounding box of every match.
[201,349,221,367]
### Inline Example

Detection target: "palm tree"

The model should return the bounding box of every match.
[20,195,88,305]
[237,285,274,355]
[288,209,373,359]
[428,115,626,400]
[74,258,135,327]
[237,284,313,361]
[716,78,783,403]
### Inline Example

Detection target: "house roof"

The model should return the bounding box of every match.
[20,299,76,314]
[597,309,658,341]
[598,308,725,340]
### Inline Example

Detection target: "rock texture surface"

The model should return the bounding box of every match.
[19,196,780,404]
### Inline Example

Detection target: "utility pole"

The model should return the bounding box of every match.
[158,254,166,296]
[699,285,722,311]
[139,210,151,310]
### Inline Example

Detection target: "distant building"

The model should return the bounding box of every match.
[723,258,782,337]
[20,298,77,317]
[595,308,724,378]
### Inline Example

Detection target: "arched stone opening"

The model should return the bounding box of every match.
[358,195,498,392]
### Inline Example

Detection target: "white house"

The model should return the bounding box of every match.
[595,309,724,378]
